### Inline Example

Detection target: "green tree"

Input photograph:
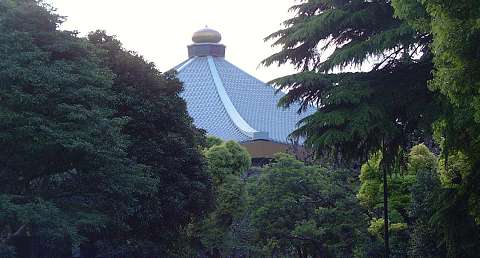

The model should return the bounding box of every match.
[0,1,213,257]
[204,135,224,149]
[87,30,212,257]
[437,151,472,187]
[193,140,251,258]
[358,154,413,258]
[392,1,480,256]
[263,1,439,256]
[358,144,439,258]
[409,169,445,257]
[0,0,149,256]
[248,153,373,258]
[424,1,480,255]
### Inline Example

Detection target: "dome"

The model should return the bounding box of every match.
[192,27,222,43]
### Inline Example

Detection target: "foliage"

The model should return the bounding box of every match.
[87,30,212,257]
[393,1,480,256]
[263,0,421,72]
[4,0,480,257]
[422,1,480,256]
[263,1,480,257]
[357,153,382,210]
[263,4,439,256]
[357,144,441,257]
[0,1,212,256]
[193,140,251,257]
[204,136,224,149]
[204,140,251,183]
[0,0,147,255]
[438,151,472,187]
[247,153,373,258]
[408,144,437,174]
[409,167,445,257]
[358,156,412,258]
[264,0,437,166]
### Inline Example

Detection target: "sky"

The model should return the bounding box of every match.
[47,0,298,82]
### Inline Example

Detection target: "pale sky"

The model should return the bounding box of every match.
[47,0,298,82]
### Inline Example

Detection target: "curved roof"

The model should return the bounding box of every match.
[174,30,315,144]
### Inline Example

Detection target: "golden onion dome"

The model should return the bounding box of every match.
[192,27,222,43]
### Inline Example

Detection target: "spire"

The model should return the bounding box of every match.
[192,26,222,43]
[188,27,225,58]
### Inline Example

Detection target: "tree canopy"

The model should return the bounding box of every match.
[247,153,373,258]
[264,0,436,165]
[0,1,212,256]
[191,139,251,257]
[86,30,212,257]
[264,0,480,257]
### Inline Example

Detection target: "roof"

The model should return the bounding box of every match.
[174,32,315,144]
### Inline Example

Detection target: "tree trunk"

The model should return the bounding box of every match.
[383,164,390,258]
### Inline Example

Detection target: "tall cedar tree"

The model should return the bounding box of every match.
[87,31,212,257]
[263,1,439,256]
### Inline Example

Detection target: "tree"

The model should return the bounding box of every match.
[409,167,445,257]
[356,144,447,258]
[0,0,149,256]
[248,153,374,258]
[392,1,480,256]
[193,140,251,258]
[87,30,212,257]
[263,1,438,256]
[358,154,413,258]
[0,1,213,257]
[420,5,480,253]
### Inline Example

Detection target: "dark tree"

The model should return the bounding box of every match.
[263,1,439,256]
[87,31,212,257]
[0,1,212,257]
[0,0,148,256]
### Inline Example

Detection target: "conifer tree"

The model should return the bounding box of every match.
[263,1,439,256]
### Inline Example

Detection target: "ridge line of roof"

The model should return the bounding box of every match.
[206,56,268,140]
[176,56,197,72]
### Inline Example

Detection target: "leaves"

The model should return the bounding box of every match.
[0,2,212,256]
[87,30,212,256]
[248,154,371,257]
[193,140,250,257]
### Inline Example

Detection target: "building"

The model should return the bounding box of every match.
[174,27,315,159]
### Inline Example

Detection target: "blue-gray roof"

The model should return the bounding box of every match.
[175,55,315,144]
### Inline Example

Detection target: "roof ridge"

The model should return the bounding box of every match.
[175,56,315,144]
[176,57,197,72]
[207,56,268,140]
